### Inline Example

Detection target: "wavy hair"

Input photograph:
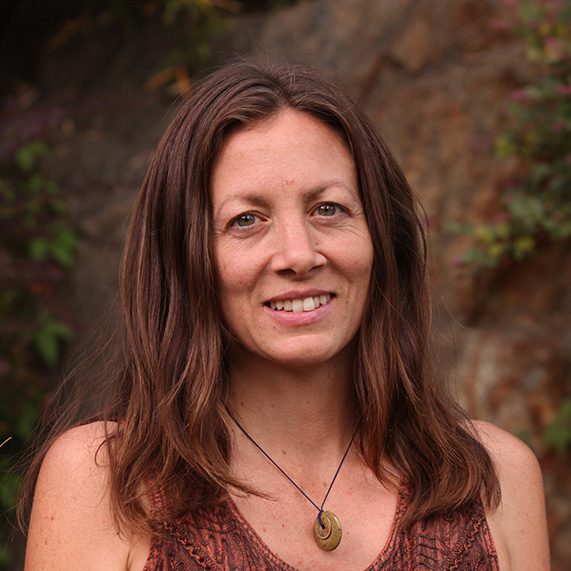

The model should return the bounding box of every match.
[19,59,499,532]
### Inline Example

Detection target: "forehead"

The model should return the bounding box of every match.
[210,109,356,204]
[219,110,346,158]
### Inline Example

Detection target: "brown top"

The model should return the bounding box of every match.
[143,486,499,570]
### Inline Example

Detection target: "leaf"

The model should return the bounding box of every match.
[16,401,38,440]
[46,181,60,196]
[49,244,74,268]
[0,472,20,510]
[513,236,535,258]
[34,328,59,367]
[48,228,78,268]
[47,320,72,339]
[0,183,15,203]
[29,238,48,260]
[544,400,571,456]
[0,289,18,310]
[495,135,515,158]
[474,225,495,244]
[494,222,511,240]
[487,243,506,259]
[508,195,545,229]
[15,141,48,173]
[33,311,72,368]
[26,174,44,195]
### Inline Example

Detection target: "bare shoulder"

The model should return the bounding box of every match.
[40,420,114,467]
[25,421,141,570]
[471,420,550,571]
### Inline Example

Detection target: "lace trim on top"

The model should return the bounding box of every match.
[143,486,499,570]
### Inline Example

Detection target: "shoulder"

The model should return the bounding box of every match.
[471,420,549,571]
[32,421,116,507]
[39,420,113,469]
[472,420,543,485]
[25,422,141,570]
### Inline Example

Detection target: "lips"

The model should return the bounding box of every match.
[266,293,333,313]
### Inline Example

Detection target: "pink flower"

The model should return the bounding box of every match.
[556,84,571,96]
[544,37,566,61]
[511,88,533,103]
[540,0,563,12]
[489,18,512,31]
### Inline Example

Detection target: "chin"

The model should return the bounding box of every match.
[261,342,351,370]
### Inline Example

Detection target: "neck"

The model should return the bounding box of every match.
[225,348,359,459]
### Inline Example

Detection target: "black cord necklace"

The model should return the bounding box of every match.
[225,405,361,551]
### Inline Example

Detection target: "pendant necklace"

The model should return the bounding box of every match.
[225,406,361,551]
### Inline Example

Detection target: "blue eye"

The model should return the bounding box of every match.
[232,213,256,227]
[316,203,341,216]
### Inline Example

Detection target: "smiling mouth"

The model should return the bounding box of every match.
[266,294,333,313]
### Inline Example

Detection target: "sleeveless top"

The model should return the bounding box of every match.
[143,486,499,570]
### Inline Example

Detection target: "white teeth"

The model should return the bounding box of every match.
[303,297,315,311]
[291,299,303,312]
[268,294,333,312]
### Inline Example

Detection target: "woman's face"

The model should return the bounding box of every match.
[211,109,374,368]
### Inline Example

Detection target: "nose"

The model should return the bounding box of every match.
[270,218,325,277]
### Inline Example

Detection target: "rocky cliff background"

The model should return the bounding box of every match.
[1,0,569,568]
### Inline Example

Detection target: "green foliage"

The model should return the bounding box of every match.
[33,311,72,368]
[163,0,212,25]
[29,227,77,268]
[457,0,571,268]
[544,399,571,456]
[153,0,238,88]
[14,141,48,173]
[152,1,299,92]
[0,141,76,567]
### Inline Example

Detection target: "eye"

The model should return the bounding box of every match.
[231,213,257,228]
[314,203,344,217]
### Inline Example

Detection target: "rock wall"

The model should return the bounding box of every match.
[34,0,569,566]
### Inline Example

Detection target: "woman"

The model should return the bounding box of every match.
[22,60,549,570]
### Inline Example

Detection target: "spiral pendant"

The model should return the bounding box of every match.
[313,510,342,551]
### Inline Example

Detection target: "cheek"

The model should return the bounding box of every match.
[214,258,256,328]
[214,245,243,294]
[342,235,374,281]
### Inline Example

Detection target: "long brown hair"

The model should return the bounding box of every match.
[19,59,499,533]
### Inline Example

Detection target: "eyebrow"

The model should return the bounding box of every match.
[214,182,356,215]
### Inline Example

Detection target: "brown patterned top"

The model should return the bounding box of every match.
[143,487,499,570]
